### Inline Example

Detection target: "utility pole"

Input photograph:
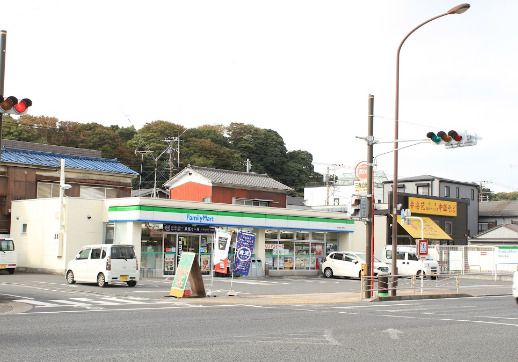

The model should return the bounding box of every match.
[164,138,175,179]
[246,159,252,173]
[325,166,330,206]
[364,94,374,298]
[0,30,6,161]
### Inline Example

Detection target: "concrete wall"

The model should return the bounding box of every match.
[346,215,388,260]
[10,198,104,274]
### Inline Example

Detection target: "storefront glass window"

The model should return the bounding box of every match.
[280,231,294,240]
[326,232,338,255]
[163,234,176,276]
[295,242,310,269]
[296,232,310,240]
[140,224,163,278]
[281,241,294,270]
[311,242,325,270]
[265,230,279,240]
[200,235,212,275]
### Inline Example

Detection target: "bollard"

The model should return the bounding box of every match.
[378,275,389,297]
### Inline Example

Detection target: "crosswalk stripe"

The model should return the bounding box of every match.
[99,297,146,304]
[49,299,91,307]
[13,299,61,307]
[69,298,121,306]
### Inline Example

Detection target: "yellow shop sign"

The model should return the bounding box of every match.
[408,197,457,216]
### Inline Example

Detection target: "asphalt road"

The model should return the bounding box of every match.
[0,273,517,361]
[1,294,517,361]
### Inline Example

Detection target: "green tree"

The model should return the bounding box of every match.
[281,150,316,195]
[226,123,288,179]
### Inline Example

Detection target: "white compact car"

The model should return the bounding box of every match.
[66,244,139,287]
[322,251,390,279]
[513,271,518,304]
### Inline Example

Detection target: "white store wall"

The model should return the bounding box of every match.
[347,215,388,260]
[11,198,105,274]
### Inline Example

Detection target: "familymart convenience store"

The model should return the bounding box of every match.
[105,198,355,278]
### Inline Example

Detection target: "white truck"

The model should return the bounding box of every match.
[0,238,17,274]
[384,245,438,279]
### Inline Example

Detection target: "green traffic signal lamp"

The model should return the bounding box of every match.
[426,132,441,143]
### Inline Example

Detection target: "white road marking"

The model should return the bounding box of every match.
[12,299,61,307]
[49,299,92,307]
[69,298,121,306]
[99,297,146,304]
[383,328,403,340]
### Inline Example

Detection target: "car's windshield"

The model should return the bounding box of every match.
[353,252,382,263]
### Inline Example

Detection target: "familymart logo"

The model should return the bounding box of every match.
[186,214,215,223]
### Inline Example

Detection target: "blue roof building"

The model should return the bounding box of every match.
[0,140,137,234]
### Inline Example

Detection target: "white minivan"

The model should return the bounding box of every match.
[66,244,139,287]
[0,238,16,274]
[385,245,438,279]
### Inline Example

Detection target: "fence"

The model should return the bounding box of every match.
[431,245,518,276]
[360,274,463,301]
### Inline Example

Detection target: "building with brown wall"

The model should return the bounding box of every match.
[0,140,138,235]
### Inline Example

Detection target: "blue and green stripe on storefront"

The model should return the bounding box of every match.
[108,205,355,232]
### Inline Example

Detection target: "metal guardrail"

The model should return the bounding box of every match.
[360,274,462,301]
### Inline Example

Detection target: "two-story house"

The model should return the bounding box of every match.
[163,165,293,207]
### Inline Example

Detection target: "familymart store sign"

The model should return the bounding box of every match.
[107,205,354,232]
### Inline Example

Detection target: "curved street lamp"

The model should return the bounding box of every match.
[391,3,470,295]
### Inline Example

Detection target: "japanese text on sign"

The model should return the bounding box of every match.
[408,197,457,216]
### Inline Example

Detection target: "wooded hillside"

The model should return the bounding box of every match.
[1,115,322,195]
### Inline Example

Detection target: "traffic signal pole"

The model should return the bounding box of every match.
[0,30,6,161]
[364,94,374,299]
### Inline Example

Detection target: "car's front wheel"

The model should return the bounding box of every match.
[97,273,108,287]
[324,268,333,278]
[515,298,518,305]
[66,270,75,284]
[7,268,15,275]
[126,280,137,287]
[416,270,426,279]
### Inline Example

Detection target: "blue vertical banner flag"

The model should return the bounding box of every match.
[233,230,256,276]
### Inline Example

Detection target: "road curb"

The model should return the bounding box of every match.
[371,293,473,302]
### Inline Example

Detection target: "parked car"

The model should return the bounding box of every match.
[66,244,139,287]
[322,251,390,279]
[0,238,16,274]
[513,270,518,304]
[384,245,438,280]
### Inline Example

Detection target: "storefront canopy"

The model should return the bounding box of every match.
[396,215,452,240]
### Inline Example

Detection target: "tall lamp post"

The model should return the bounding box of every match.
[391,3,470,296]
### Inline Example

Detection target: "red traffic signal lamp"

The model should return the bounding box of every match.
[0,95,32,115]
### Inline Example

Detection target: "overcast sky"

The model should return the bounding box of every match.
[2,0,517,192]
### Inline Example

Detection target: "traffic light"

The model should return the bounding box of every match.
[0,95,32,115]
[350,195,368,219]
[426,130,477,148]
